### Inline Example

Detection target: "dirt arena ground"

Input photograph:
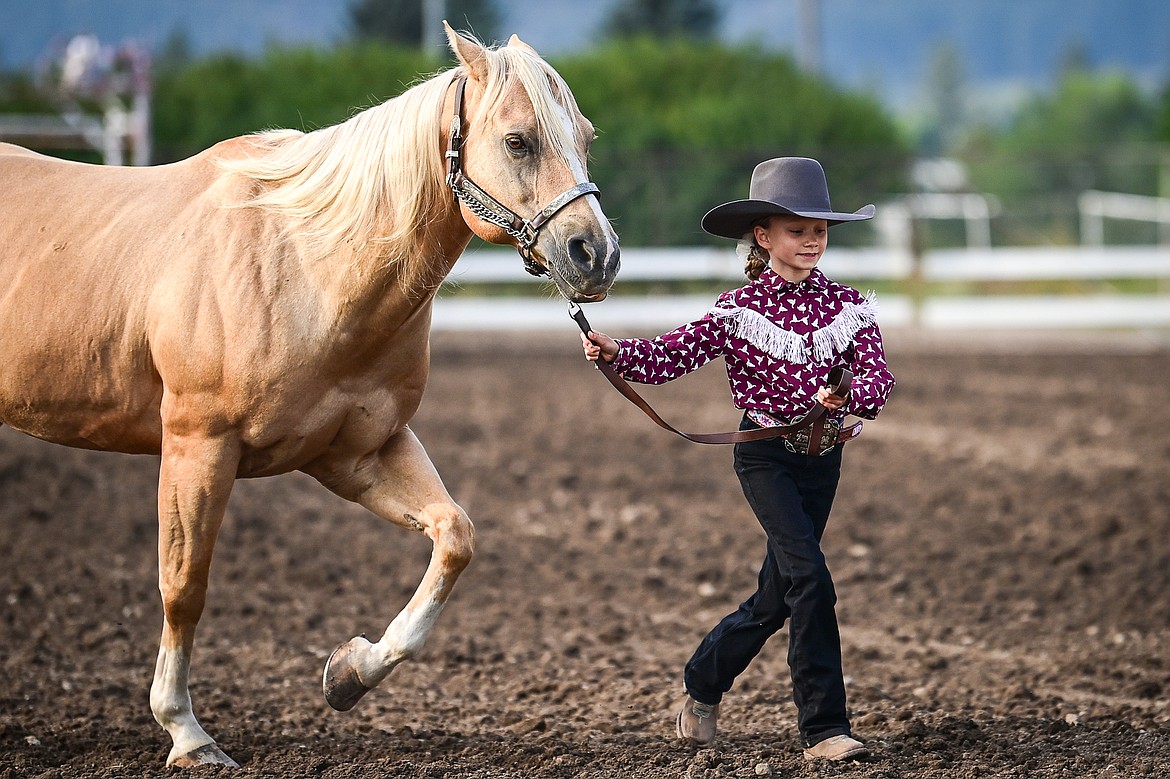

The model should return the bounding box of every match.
[2,327,1169,778]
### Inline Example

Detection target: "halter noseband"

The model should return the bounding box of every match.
[444,75,601,277]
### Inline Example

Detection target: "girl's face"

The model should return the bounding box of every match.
[753,214,828,282]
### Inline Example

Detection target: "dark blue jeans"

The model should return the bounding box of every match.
[683,426,850,747]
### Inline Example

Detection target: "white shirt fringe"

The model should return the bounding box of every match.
[710,292,879,365]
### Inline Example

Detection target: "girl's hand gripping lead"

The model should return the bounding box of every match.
[816,385,847,411]
[581,330,618,363]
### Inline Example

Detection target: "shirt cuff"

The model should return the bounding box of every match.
[610,339,632,370]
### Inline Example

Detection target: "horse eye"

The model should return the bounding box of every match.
[505,135,528,153]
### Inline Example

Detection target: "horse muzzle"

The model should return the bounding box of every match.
[537,222,620,303]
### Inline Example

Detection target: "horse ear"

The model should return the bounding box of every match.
[507,34,539,56]
[443,20,489,82]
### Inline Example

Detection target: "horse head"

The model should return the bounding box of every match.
[444,23,620,303]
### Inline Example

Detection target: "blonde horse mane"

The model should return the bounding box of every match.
[217,35,590,293]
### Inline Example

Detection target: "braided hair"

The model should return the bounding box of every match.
[736,218,773,281]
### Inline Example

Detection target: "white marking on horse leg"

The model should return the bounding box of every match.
[323,504,471,710]
[340,588,448,690]
[351,499,474,686]
[151,642,231,766]
[326,507,472,708]
[313,429,475,708]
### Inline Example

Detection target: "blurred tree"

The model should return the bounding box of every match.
[151,35,905,246]
[1057,40,1092,80]
[155,27,194,75]
[964,68,1158,194]
[1160,86,1170,201]
[1161,83,1170,144]
[960,67,1161,244]
[918,42,966,156]
[151,43,435,161]
[0,70,39,108]
[348,0,499,46]
[601,0,721,40]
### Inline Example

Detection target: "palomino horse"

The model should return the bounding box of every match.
[0,24,618,767]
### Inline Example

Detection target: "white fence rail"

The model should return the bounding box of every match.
[1079,191,1170,245]
[445,244,1169,286]
[435,245,1170,331]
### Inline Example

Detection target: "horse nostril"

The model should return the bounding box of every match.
[568,237,596,271]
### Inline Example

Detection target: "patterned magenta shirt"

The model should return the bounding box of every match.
[611,267,896,424]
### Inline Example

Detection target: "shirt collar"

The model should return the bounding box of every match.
[758,266,829,291]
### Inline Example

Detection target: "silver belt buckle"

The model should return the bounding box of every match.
[784,418,841,456]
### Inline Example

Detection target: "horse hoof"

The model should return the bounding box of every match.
[170,742,240,768]
[324,637,374,711]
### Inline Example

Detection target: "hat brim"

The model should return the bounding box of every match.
[701,200,875,239]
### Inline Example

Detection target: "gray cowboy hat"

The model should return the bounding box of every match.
[701,157,875,239]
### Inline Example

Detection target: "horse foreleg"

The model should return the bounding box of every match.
[150,432,241,767]
[307,427,474,711]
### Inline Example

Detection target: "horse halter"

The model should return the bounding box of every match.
[445,75,601,277]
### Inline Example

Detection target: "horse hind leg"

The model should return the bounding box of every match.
[310,429,474,711]
[322,499,473,711]
[322,553,455,711]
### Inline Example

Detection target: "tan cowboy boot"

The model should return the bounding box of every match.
[675,695,718,746]
[803,734,869,761]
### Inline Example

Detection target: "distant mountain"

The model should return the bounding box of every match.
[2,0,1167,115]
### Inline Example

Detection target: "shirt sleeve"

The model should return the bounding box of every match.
[610,313,728,385]
[843,320,895,419]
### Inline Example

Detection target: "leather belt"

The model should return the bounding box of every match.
[570,302,854,446]
[747,410,862,456]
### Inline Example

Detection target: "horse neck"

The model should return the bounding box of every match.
[322,209,472,328]
[230,72,468,318]
[302,128,471,320]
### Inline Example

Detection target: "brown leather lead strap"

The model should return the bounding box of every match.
[569,302,853,445]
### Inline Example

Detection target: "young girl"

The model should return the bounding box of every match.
[581,157,895,762]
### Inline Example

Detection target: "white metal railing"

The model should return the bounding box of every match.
[1079,190,1170,245]
[446,244,1169,286]
[876,192,1001,249]
[437,243,1170,331]
[0,35,152,165]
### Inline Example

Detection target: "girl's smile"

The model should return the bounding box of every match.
[752,214,829,283]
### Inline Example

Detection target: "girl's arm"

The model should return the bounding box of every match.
[606,316,726,385]
[844,322,896,419]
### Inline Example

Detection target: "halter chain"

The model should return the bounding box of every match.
[445,75,601,277]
